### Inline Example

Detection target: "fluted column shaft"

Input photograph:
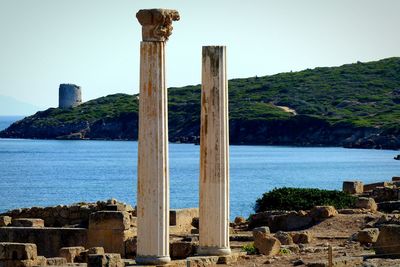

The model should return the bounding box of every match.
[198,46,231,256]
[135,8,179,265]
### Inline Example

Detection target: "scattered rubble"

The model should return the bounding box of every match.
[0,175,399,266]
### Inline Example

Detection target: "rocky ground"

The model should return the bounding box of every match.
[222,212,397,267]
[1,178,400,266]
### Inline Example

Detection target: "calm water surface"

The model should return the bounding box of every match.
[0,118,399,218]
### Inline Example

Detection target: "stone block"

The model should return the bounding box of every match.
[355,197,377,212]
[88,228,134,257]
[59,246,85,263]
[124,237,136,259]
[233,216,246,224]
[252,226,270,234]
[356,228,379,244]
[378,200,400,213]
[250,210,313,232]
[372,187,400,202]
[0,242,37,260]
[130,216,137,227]
[274,231,293,245]
[170,208,199,235]
[375,224,400,258]
[88,211,130,231]
[170,241,195,259]
[0,259,42,267]
[253,232,281,256]
[186,256,219,267]
[0,217,11,227]
[88,247,104,255]
[217,252,245,264]
[36,256,47,266]
[310,206,338,221]
[104,204,125,212]
[11,219,44,228]
[364,182,390,192]
[291,232,313,244]
[46,257,67,266]
[0,227,87,258]
[342,181,363,194]
[87,253,123,267]
[88,211,133,257]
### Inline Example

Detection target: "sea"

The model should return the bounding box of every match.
[0,116,399,219]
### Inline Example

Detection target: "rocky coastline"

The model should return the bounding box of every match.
[1,112,399,150]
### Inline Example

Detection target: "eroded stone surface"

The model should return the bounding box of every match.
[274,231,293,245]
[186,256,219,267]
[253,231,281,256]
[310,206,338,221]
[343,181,363,194]
[87,253,123,267]
[11,218,44,228]
[355,197,377,212]
[291,231,313,244]
[46,257,67,266]
[355,228,379,244]
[0,216,11,227]
[59,246,85,263]
[375,224,400,257]
[136,9,180,41]
[0,242,37,261]
[170,241,195,260]
[198,46,230,256]
[0,227,87,258]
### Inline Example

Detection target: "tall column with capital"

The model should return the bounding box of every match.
[135,9,180,265]
[198,46,231,256]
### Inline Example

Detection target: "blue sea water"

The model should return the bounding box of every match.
[0,117,399,219]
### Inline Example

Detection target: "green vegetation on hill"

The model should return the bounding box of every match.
[32,94,138,125]
[254,187,356,212]
[2,57,400,147]
[172,57,400,129]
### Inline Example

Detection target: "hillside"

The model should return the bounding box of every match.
[1,57,400,149]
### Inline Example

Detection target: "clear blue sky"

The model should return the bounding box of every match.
[0,0,399,108]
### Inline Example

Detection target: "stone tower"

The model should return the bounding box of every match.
[59,84,82,109]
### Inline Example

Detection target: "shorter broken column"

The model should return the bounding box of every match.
[87,211,135,257]
[198,46,231,256]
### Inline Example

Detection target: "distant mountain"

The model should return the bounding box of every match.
[0,95,40,116]
[1,57,400,149]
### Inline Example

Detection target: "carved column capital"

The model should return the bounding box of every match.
[136,9,180,42]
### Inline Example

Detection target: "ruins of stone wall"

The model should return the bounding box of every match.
[0,227,87,257]
[170,208,198,235]
[0,200,135,228]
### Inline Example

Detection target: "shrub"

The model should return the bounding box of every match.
[279,248,292,255]
[254,187,356,212]
[242,243,258,255]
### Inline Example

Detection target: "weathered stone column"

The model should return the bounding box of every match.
[135,9,179,265]
[198,46,231,256]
